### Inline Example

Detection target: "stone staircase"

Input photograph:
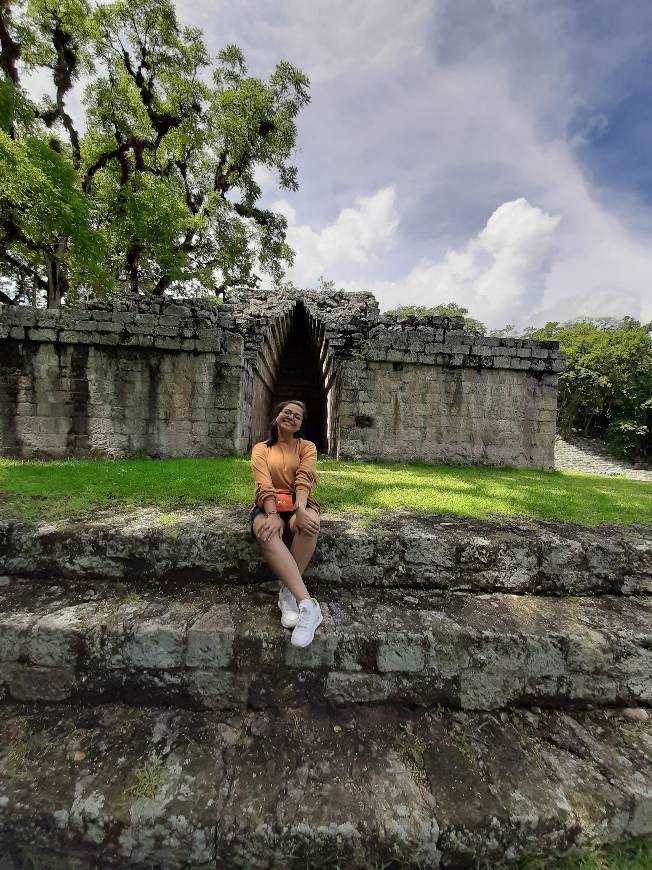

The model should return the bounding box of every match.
[0,509,650,868]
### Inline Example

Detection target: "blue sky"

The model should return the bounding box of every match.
[175,0,652,328]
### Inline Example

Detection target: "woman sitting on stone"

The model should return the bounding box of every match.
[249,400,323,648]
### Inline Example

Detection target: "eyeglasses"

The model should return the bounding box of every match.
[281,409,303,422]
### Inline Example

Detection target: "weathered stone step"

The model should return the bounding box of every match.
[0,702,650,868]
[1,578,651,711]
[1,508,650,595]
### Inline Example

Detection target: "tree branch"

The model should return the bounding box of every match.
[177,157,204,213]
[43,18,82,167]
[232,202,277,227]
[120,42,181,143]
[0,0,21,86]
[82,141,130,192]
[2,249,48,291]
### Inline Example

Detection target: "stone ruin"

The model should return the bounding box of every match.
[3,288,649,869]
[0,507,650,867]
[0,287,563,467]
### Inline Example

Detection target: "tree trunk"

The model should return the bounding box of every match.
[126,243,142,296]
[44,240,68,308]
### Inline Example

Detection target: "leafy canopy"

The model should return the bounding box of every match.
[0,0,310,305]
[528,317,652,457]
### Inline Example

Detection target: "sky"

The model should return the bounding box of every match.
[170,0,652,329]
[21,0,652,328]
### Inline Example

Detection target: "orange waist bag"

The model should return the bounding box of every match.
[274,491,295,512]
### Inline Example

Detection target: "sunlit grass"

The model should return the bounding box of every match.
[519,835,652,869]
[0,455,650,527]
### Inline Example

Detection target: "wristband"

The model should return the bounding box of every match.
[266,509,279,516]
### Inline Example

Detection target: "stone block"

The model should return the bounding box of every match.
[0,612,37,661]
[325,672,390,704]
[153,336,182,350]
[9,326,25,340]
[123,609,188,669]
[27,608,81,666]
[94,333,120,346]
[284,605,337,669]
[27,328,57,341]
[94,322,122,333]
[4,663,75,701]
[377,635,426,672]
[186,605,235,668]
[188,670,250,709]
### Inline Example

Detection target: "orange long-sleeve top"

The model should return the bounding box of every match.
[250,438,320,512]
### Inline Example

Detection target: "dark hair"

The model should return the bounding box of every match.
[265,400,308,447]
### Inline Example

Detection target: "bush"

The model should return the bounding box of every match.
[526,318,652,458]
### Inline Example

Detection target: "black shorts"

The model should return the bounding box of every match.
[248,506,295,539]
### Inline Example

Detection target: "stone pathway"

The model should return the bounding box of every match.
[555,434,652,481]
[2,703,652,869]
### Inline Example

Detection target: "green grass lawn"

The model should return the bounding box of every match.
[519,835,652,870]
[0,455,650,526]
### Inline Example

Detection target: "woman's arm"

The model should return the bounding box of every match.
[251,444,277,511]
[251,444,283,540]
[294,441,319,533]
[294,440,318,504]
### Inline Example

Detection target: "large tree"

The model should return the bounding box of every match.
[528,317,652,457]
[0,0,309,307]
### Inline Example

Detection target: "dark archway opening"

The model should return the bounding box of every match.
[271,302,327,452]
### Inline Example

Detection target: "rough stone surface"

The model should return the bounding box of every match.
[1,509,649,596]
[0,580,650,712]
[555,434,652,482]
[0,288,562,468]
[0,703,650,868]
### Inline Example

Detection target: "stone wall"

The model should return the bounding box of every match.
[303,297,563,469]
[0,299,245,459]
[0,288,564,468]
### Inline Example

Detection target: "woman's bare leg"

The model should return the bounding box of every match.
[253,514,310,602]
[287,510,320,575]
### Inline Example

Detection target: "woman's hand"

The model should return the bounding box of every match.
[259,513,284,542]
[294,506,320,535]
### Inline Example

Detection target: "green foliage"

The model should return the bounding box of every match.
[126,756,164,800]
[519,835,652,870]
[383,302,486,334]
[528,318,652,457]
[0,128,112,298]
[1,0,310,304]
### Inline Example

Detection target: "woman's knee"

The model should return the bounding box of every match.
[252,517,280,547]
[299,511,320,538]
[256,534,285,554]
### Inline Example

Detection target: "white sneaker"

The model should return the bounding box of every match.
[291,598,323,648]
[278,585,300,629]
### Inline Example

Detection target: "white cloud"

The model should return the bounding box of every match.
[274,185,652,328]
[334,198,561,325]
[274,186,400,284]
[180,0,435,84]
[334,193,652,328]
